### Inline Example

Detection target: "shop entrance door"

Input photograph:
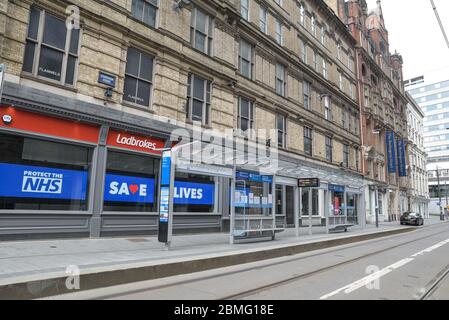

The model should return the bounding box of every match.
[286,186,295,226]
[275,185,296,228]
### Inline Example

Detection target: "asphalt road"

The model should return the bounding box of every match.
[49,222,449,300]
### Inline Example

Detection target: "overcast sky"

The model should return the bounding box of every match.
[366,0,449,84]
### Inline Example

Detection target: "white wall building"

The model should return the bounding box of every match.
[406,93,430,217]
[408,79,449,215]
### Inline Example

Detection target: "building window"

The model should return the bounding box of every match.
[300,39,307,63]
[299,3,305,25]
[337,42,342,60]
[320,26,325,45]
[276,63,286,96]
[131,0,158,28]
[0,132,93,211]
[355,147,360,171]
[275,19,283,45]
[313,50,318,71]
[303,81,311,110]
[277,114,287,148]
[342,109,347,129]
[239,39,253,79]
[348,55,354,71]
[324,96,331,121]
[349,82,354,99]
[259,7,267,33]
[238,97,254,134]
[241,0,249,20]
[304,127,313,156]
[123,48,154,107]
[23,6,80,85]
[311,15,316,36]
[322,58,328,79]
[174,173,216,213]
[326,136,333,162]
[186,74,212,125]
[348,113,353,133]
[104,151,159,212]
[343,144,349,168]
[339,72,343,91]
[191,7,213,55]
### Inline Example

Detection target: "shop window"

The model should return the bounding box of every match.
[331,191,345,216]
[131,0,158,28]
[191,7,213,55]
[0,133,92,211]
[103,151,159,212]
[186,74,212,125]
[23,6,80,85]
[124,48,154,107]
[301,189,319,216]
[174,173,215,213]
[234,171,273,216]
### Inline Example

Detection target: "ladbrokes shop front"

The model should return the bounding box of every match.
[0,104,222,240]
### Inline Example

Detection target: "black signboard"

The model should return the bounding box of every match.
[298,178,320,188]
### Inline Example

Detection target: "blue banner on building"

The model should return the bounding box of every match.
[0,163,88,200]
[104,175,215,205]
[397,138,407,177]
[104,174,155,203]
[386,130,397,174]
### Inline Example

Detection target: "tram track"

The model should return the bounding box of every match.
[221,227,449,300]
[419,263,449,300]
[92,225,449,300]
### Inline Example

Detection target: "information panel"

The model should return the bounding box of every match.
[158,151,172,243]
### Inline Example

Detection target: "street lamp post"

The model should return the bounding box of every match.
[436,168,444,221]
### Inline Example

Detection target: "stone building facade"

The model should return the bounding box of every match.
[325,0,411,223]
[405,92,429,217]
[0,0,366,239]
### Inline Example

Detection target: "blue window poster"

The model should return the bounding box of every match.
[329,184,345,193]
[386,130,397,174]
[104,174,155,203]
[0,163,88,200]
[236,171,273,183]
[173,181,215,205]
[104,174,215,205]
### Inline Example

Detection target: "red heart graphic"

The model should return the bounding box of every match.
[129,184,139,195]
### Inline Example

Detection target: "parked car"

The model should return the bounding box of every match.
[400,212,424,226]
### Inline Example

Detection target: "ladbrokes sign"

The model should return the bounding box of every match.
[107,130,166,155]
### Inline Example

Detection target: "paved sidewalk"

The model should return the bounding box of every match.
[1,217,441,287]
